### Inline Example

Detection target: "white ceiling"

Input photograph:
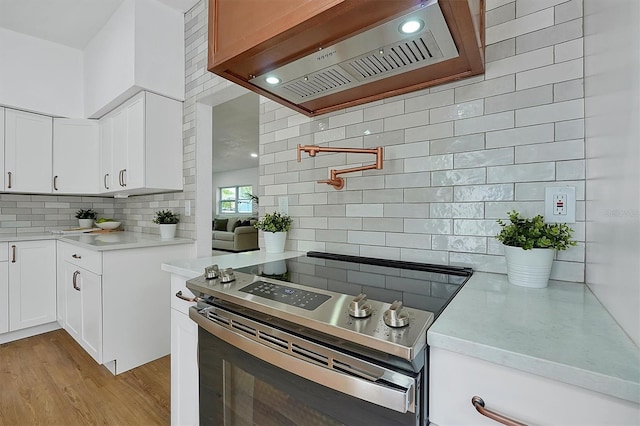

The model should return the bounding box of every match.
[0,0,199,49]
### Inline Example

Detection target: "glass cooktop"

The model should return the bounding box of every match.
[235,251,472,319]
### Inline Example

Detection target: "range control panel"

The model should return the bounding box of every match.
[240,280,330,311]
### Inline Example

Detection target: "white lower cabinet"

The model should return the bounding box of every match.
[170,274,199,426]
[429,347,640,425]
[0,242,9,334]
[59,261,102,363]
[8,240,56,331]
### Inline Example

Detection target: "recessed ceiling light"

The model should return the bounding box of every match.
[265,76,280,85]
[399,18,424,35]
[250,153,258,158]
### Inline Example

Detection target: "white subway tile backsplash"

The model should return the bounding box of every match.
[550,260,584,282]
[344,175,386,191]
[329,110,363,128]
[430,99,484,124]
[454,111,514,136]
[405,154,453,173]
[345,120,384,138]
[450,252,506,274]
[315,229,347,243]
[454,184,514,201]
[555,119,584,140]
[298,193,328,205]
[405,122,453,143]
[386,232,432,249]
[485,47,554,80]
[315,204,347,217]
[517,0,567,17]
[364,129,405,147]
[404,187,453,203]
[515,99,584,127]
[556,159,585,180]
[385,172,431,188]
[487,162,556,183]
[455,75,515,103]
[432,235,487,253]
[364,100,404,121]
[327,190,363,205]
[486,0,514,11]
[486,8,554,45]
[515,139,584,163]
[384,204,429,218]
[454,147,514,168]
[385,141,429,159]
[486,123,554,148]
[360,246,401,261]
[485,2,515,27]
[555,0,582,24]
[485,85,553,114]
[516,59,583,91]
[486,39,516,63]
[454,219,502,236]
[400,248,449,264]
[404,218,452,234]
[554,38,583,63]
[362,189,403,203]
[314,127,346,144]
[363,218,404,232]
[430,203,484,218]
[346,204,383,217]
[384,109,430,131]
[553,78,583,102]
[515,18,583,54]
[430,134,485,155]
[405,90,454,113]
[484,201,544,218]
[515,181,585,200]
[432,168,486,186]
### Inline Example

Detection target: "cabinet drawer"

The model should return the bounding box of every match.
[59,242,102,274]
[0,242,8,262]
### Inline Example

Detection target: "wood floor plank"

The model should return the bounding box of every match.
[0,329,170,425]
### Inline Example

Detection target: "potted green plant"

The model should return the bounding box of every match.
[153,210,179,239]
[253,211,293,253]
[496,210,577,288]
[75,209,97,228]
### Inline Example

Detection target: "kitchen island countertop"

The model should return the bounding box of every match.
[428,272,640,404]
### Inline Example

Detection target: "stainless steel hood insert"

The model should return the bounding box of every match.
[250,0,458,103]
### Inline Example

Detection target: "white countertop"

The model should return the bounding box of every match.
[161,250,304,278]
[428,272,640,404]
[0,231,194,251]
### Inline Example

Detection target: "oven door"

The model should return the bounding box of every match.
[191,306,423,426]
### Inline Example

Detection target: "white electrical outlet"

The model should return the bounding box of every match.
[278,196,289,214]
[545,187,575,223]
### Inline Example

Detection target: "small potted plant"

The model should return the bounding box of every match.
[75,209,97,228]
[153,209,179,239]
[496,210,577,288]
[253,211,293,253]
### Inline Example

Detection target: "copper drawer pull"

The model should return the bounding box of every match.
[175,290,199,303]
[472,396,528,426]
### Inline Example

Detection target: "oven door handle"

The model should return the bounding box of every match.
[190,307,416,414]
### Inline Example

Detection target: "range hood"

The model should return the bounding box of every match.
[208,0,485,116]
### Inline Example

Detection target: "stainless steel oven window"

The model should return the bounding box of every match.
[198,327,422,425]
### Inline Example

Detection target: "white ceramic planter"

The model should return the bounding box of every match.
[263,231,286,253]
[159,223,177,239]
[78,218,94,228]
[503,245,555,288]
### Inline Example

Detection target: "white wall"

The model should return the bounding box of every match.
[212,167,259,216]
[584,0,640,346]
[0,28,83,117]
[84,0,184,118]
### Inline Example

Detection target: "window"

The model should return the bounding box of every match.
[219,185,254,214]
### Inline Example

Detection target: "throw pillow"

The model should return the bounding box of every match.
[231,220,242,231]
[213,218,228,231]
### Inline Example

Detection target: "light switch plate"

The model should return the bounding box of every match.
[545,186,575,223]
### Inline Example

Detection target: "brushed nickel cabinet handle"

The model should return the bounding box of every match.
[104,173,109,190]
[53,175,59,191]
[72,270,80,291]
[11,245,16,263]
[471,396,528,426]
[72,254,82,259]
[118,170,124,187]
[7,171,12,189]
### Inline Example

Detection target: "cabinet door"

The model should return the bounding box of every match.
[171,308,199,426]
[5,109,53,193]
[53,119,100,194]
[0,262,8,334]
[0,108,5,192]
[8,240,56,331]
[99,116,114,192]
[61,262,103,363]
[111,93,145,191]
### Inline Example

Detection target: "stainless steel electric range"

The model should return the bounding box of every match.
[186,251,472,426]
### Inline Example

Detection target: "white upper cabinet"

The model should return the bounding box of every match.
[4,109,52,193]
[100,91,183,196]
[53,119,100,194]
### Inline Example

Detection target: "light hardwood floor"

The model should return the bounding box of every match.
[0,329,170,425]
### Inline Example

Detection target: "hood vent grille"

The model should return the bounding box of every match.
[251,0,458,104]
